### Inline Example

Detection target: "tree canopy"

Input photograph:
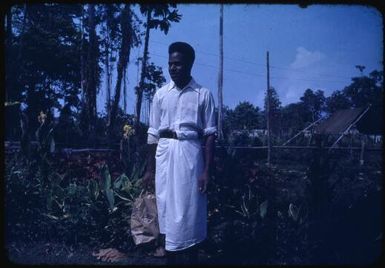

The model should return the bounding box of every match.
[4,3,383,146]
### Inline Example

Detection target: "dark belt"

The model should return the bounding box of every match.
[159,129,178,139]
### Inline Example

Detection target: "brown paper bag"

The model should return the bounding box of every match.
[130,192,160,245]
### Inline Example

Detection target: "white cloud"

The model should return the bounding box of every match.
[272,46,337,106]
[290,47,325,69]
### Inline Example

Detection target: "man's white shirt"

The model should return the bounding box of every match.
[147,78,217,144]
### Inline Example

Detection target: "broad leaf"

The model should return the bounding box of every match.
[260,200,269,219]
[288,203,300,221]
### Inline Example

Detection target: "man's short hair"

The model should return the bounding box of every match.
[168,42,195,67]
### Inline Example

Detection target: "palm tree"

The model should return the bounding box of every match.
[5,7,13,103]
[88,4,99,125]
[84,4,100,141]
[107,4,138,138]
[101,4,120,118]
[123,66,127,113]
[134,4,181,130]
[79,4,100,143]
[104,15,112,115]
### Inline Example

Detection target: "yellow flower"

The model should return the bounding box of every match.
[4,101,20,107]
[123,124,135,137]
[38,111,47,124]
[123,124,132,132]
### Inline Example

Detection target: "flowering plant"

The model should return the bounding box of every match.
[38,111,47,124]
[123,124,135,138]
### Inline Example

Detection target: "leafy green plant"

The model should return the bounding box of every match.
[100,163,116,212]
[260,200,269,219]
[288,203,300,222]
[95,155,147,250]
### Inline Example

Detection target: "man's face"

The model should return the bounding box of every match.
[168,52,191,86]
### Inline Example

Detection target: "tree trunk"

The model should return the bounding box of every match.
[80,5,85,102]
[12,4,28,102]
[123,66,127,113]
[6,8,12,47]
[16,4,29,139]
[134,9,151,131]
[5,8,12,102]
[17,4,27,66]
[85,3,98,142]
[105,19,111,117]
[108,4,132,138]
[79,5,88,136]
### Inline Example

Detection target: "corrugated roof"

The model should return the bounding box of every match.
[314,108,365,134]
[356,105,383,135]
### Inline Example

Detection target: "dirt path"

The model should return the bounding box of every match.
[6,241,167,265]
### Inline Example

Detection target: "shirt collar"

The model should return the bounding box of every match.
[168,77,200,93]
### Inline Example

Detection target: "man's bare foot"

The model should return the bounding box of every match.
[92,248,127,262]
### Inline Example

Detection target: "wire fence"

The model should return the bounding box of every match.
[4,141,382,154]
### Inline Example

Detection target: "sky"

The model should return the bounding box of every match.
[96,4,383,118]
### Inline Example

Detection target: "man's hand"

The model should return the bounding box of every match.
[142,170,155,190]
[92,248,127,262]
[198,170,209,194]
[199,134,215,194]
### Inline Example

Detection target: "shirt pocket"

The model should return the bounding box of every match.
[180,100,198,124]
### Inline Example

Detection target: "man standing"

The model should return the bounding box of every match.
[143,41,217,264]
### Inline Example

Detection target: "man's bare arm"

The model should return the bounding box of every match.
[198,134,215,193]
[142,143,157,188]
[203,134,215,173]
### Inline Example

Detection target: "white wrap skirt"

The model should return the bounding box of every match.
[155,137,207,251]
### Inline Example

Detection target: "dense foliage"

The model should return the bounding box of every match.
[5,3,179,146]
[221,70,382,146]
[6,143,147,251]
[5,4,383,147]
[5,142,382,264]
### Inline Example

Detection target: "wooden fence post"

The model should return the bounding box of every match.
[360,136,365,165]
